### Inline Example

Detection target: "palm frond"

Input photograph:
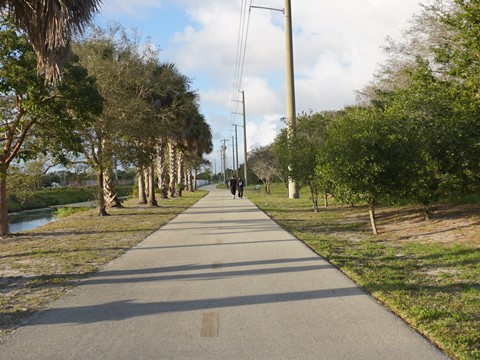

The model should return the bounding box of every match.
[1,0,102,83]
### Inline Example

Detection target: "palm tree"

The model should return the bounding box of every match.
[175,111,213,193]
[185,113,213,191]
[149,62,197,197]
[1,0,101,83]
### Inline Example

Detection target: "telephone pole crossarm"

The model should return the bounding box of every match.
[250,5,284,13]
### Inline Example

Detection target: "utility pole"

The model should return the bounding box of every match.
[241,90,248,186]
[284,0,298,199]
[232,135,236,177]
[221,139,229,185]
[233,90,249,186]
[218,149,224,185]
[213,158,216,181]
[250,1,298,198]
[234,124,239,178]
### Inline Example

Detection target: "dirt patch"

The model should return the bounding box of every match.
[420,267,459,277]
[377,204,480,247]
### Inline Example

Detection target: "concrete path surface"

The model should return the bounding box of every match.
[0,185,449,360]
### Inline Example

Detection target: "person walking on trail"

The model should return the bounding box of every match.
[237,177,244,199]
[228,176,237,199]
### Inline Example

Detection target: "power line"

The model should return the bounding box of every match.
[231,0,252,118]
[237,3,252,97]
[231,0,247,107]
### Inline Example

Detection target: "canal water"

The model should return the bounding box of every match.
[8,209,57,233]
[8,200,97,233]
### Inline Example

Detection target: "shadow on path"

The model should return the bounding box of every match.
[31,287,363,326]
[84,264,332,285]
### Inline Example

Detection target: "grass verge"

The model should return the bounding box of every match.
[0,190,206,337]
[246,184,479,360]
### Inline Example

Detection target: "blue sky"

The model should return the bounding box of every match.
[94,0,425,170]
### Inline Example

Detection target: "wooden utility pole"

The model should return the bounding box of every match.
[234,125,239,177]
[250,1,298,197]
[284,0,298,199]
[241,91,248,186]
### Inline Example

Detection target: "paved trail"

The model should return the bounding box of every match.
[0,185,448,359]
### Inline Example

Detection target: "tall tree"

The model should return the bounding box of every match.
[149,63,198,198]
[376,59,475,218]
[360,0,480,216]
[0,18,102,235]
[179,112,212,193]
[74,26,157,215]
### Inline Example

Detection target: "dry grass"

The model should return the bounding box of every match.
[0,191,206,337]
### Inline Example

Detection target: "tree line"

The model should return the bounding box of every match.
[249,0,480,234]
[0,18,213,236]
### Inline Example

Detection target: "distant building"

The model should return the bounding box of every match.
[196,180,210,188]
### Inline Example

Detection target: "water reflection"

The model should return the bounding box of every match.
[8,209,57,233]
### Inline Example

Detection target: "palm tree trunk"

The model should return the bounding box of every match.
[176,150,184,197]
[156,142,168,199]
[97,168,109,216]
[187,169,192,191]
[137,167,147,204]
[103,169,122,208]
[168,140,177,197]
[183,168,189,192]
[192,169,197,191]
[147,163,158,207]
[144,167,151,199]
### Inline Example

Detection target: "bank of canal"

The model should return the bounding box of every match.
[8,201,97,233]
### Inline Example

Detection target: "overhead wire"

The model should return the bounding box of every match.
[231,0,252,120]
[231,0,246,109]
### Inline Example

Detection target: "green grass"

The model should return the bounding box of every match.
[55,207,91,218]
[8,186,133,213]
[246,184,480,360]
[0,190,206,336]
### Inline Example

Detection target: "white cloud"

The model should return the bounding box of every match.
[199,77,282,164]
[241,77,283,115]
[166,0,423,127]
[246,115,284,151]
[96,0,425,161]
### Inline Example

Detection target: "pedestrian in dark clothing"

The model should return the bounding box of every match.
[228,176,237,199]
[237,177,244,199]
